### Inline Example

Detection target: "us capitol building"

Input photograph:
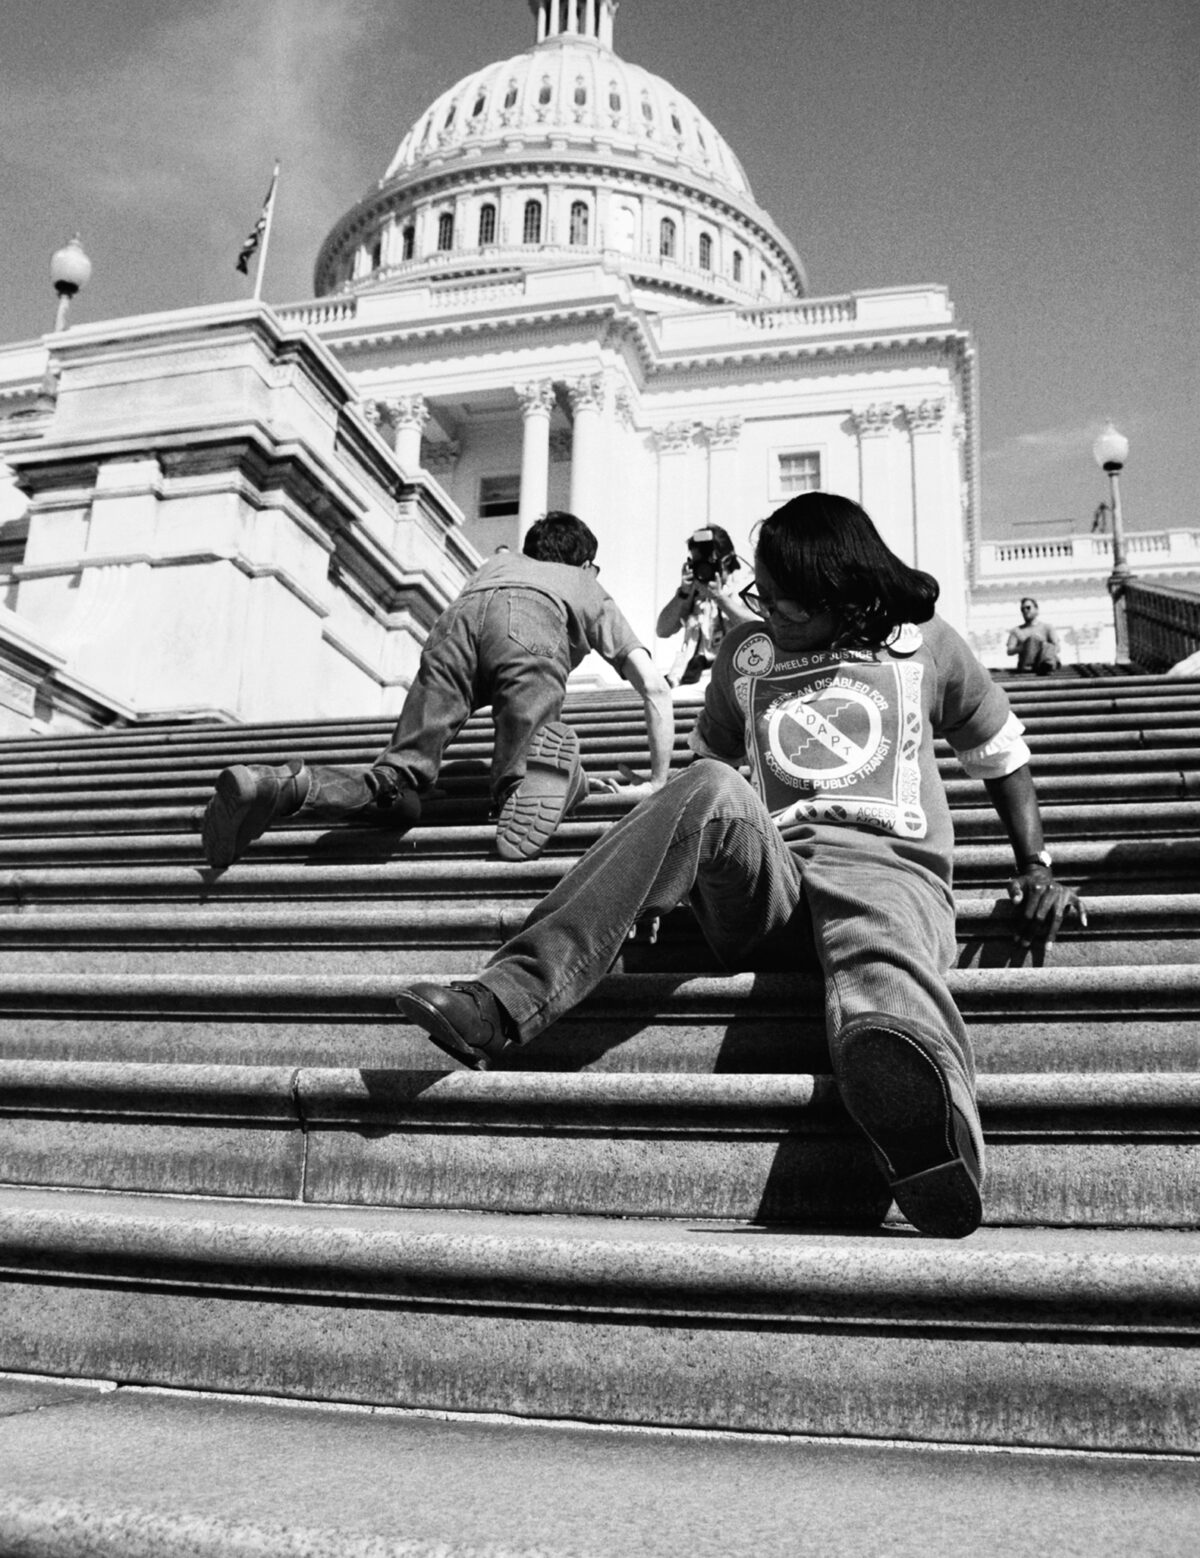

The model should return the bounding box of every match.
[0,0,1188,734]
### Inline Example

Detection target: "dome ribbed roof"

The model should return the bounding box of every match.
[385,34,754,204]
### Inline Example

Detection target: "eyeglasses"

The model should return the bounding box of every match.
[738,584,823,622]
[582,560,600,576]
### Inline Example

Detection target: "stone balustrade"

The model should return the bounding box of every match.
[978,529,1200,580]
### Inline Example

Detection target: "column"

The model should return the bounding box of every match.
[901,398,967,629]
[385,395,430,471]
[567,374,606,523]
[517,380,555,526]
[699,416,743,534]
[652,421,699,628]
[849,403,901,554]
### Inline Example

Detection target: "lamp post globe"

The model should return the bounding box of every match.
[49,235,92,331]
[1092,421,1131,660]
[1092,421,1129,474]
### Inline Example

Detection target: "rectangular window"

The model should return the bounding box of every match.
[777,451,820,495]
[479,474,521,518]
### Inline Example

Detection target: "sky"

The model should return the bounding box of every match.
[0,0,1195,539]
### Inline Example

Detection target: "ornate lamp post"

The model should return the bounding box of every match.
[1092,421,1131,661]
[49,235,92,332]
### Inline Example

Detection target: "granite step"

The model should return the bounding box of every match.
[2,1061,1196,1228]
[0,895,1193,974]
[1,834,1195,905]
[0,967,1197,1074]
[3,715,1200,790]
[0,794,1194,864]
[2,1378,1196,1558]
[0,1187,1195,1452]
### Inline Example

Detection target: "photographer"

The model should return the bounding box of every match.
[656,525,755,686]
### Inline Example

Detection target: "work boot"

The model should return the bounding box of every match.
[395,981,516,1070]
[367,765,422,822]
[201,760,310,870]
[835,1013,985,1239]
[495,721,589,861]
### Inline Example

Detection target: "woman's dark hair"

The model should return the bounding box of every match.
[523,511,598,567]
[754,492,939,647]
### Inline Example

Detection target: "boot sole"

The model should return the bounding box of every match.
[495,723,585,861]
[394,990,492,1071]
[201,766,276,871]
[837,1024,983,1239]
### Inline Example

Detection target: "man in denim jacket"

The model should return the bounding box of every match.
[202,511,674,868]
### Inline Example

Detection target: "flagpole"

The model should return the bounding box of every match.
[252,162,280,304]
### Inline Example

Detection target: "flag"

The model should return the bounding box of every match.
[235,167,278,275]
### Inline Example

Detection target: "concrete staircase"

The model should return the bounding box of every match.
[1,673,1198,1477]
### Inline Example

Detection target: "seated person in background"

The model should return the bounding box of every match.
[656,525,755,686]
[202,511,674,868]
[397,492,1084,1241]
[1007,597,1060,675]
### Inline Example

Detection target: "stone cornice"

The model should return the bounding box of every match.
[317,304,968,391]
[323,299,658,376]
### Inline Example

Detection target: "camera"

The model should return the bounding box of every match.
[686,527,735,586]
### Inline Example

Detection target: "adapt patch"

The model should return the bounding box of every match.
[741,658,928,839]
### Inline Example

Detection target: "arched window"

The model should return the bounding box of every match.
[732,250,743,282]
[569,201,589,245]
[478,203,496,246]
[698,232,713,270]
[696,124,707,152]
[505,80,518,109]
[574,78,587,107]
[641,95,653,123]
[402,225,415,261]
[472,92,487,118]
[437,211,454,250]
[444,102,456,129]
[369,236,382,270]
[609,83,621,112]
[523,200,542,244]
[670,110,682,137]
[659,217,676,259]
[538,78,552,106]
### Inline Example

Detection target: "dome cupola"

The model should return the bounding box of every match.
[314,1,805,309]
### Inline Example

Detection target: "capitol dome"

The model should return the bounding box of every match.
[314,0,806,310]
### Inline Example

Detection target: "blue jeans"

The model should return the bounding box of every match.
[299,587,572,818]
[478,761,976,1101]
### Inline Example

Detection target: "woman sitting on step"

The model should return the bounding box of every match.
[396,492,1085,1240]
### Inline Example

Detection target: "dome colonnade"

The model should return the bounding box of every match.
[314,0,805,312]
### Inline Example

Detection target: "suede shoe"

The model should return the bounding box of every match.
[202,760,309,870]
[495,721,589,861]
[836,1014,985,1239]
[395,981,515,1070]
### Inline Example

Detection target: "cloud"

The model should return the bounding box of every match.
[982,420,1136,470]
[1,0,409,276]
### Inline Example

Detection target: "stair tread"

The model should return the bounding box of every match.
[4,1183,1195,1268]
[3,1380,1196,1558]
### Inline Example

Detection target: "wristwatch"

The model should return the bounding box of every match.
[1019,850,1053,870]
